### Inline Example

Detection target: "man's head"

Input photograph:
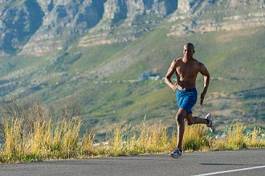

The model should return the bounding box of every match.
[183,43,195,60]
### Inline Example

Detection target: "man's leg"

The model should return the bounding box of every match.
[176,108,187,150]
[186,114,208,125]
[170,108,186,158]
[186,113,214,132]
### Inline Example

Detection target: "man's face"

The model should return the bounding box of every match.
[183,45,194,59]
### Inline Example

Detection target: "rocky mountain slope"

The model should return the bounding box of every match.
[1,0,265,56]
[1,0,178,56]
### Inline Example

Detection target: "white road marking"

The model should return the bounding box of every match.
[193,165,265,176]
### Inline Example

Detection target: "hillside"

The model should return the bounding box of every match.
[1,26,265,137]
[0,0,265,138]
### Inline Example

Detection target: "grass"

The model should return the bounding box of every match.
[0,103,265,163]
[212,123,265,150]
[46,27,265,130]
[1,22,265,162]
[1,26,265,132]
[183,124,209,151]
[0,115,82,162]
[69,43,127,73]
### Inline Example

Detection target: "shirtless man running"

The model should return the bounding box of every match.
[164,43,214,158]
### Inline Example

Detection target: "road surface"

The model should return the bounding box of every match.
[0,149,264,176]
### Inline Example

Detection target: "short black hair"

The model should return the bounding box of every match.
[185,43,194,49]
[184,43,195,52]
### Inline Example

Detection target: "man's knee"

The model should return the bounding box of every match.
[187,115,194,126]
[187,120,193,126]
[176,113,185,124]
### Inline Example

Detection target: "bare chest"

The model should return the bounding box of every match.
[176,63,199,79]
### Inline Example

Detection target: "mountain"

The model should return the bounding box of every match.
[1,0,265,56]
[0,0,179,56]
[0,0,265,137]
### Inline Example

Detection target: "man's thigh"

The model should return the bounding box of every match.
[177,108,188,118]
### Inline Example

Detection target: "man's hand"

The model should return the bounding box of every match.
[171,81,184,92]
[171,83,178,92]
[200,91,206,105]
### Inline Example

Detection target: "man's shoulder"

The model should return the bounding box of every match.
[193,58,204,66]
[174,57,183,63]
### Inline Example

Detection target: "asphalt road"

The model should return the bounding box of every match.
[0,150,264,176]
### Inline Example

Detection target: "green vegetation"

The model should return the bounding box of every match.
[0,103,264,163]
[69,43,128,73]
[0,20,265,140]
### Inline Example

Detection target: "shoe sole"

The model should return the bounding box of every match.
[170,153,182,159]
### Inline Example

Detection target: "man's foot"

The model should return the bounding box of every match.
[205,113,215,132]
[170,148,182,159]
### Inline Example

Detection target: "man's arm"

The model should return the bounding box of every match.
[199,63,210,105]
[164,59,177,91]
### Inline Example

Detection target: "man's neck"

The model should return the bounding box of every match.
[182,56,192,63]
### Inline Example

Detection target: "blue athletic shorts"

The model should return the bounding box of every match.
[176,88,197,114]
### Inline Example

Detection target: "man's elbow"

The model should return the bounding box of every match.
[164,77,168,84]
[164,75,172,84]
[205,73,210,80]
